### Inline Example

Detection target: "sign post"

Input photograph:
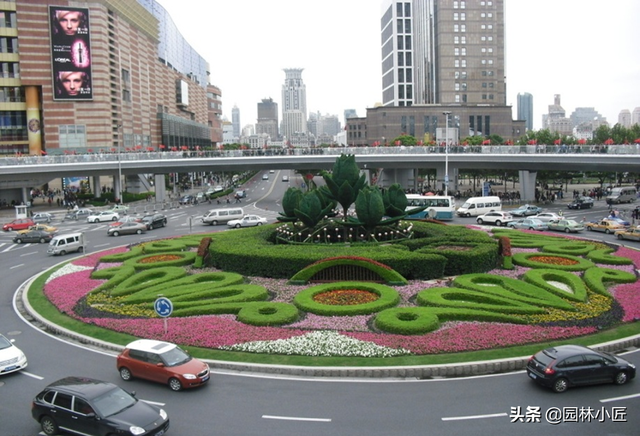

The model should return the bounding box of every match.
[154,296,173,335]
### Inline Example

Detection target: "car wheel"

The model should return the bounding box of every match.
[169,377,182,391]
[212,220,218,226]
[15,238,23,244]
[552,377,569,393]
[136,229,142,234]
[60,250,67,256]
[614,371,629,385]
[565,228,570,233]
[113,231,119,236]
[39,238,46,243]
[477,218,484,224]
[495,220,502,226]
[119,367,133,381]
[257,222,263,226]
[605,229,610,234]
[40,415,59,436]
[587,226,593,231]
[7,227,13,231]
[529,227,535,230]
[617,234,624,240]
[235,224,241,228]
[112,217,117,221]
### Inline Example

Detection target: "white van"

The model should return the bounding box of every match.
[456,196,502,217]
[606,187,637,204]
[202,207,244,225]
[47,232,84,256]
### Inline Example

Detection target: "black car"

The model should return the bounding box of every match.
[178,195,194,205]
[31,376,169,436]
[141,213,167,229]
[13,230,53,244]
[526,345,636,393]
[567,196,594,209]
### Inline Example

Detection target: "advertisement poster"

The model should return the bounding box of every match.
[49,6,93,100]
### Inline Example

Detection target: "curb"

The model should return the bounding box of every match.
[17,274,640,379]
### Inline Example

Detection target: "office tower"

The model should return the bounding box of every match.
[382,0,505,107]
[517,92,533,131]
[618,109,631,128]
[232,106,240,139]
[344,109,358,124]
[256,98,279,139]
[281,68,308,140]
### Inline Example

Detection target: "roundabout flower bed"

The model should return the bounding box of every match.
[30,225,640,361]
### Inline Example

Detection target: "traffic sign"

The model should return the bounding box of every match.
[154,297,173,318]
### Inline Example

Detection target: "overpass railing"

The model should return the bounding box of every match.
[1,144,639,166]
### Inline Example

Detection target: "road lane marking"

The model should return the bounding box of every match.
[93,243,111,248]
[442,413,507,421]
[10,263,24,269]
[263,415,331,422]
[20,250,38,256]
[600,393,640,403]
[20,371,44,380]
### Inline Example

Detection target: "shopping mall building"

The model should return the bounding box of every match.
[2,0,221,157]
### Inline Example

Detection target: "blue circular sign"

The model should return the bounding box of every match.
[154,297,173,318]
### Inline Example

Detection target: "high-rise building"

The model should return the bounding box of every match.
[256,98,279,139]
[281,68,308,140]
[618,109,631,127]
[517,93,533,131]
[374,0,521,142]
[231,106,240,139]
[382,0,505,107]
[633,108,640,126]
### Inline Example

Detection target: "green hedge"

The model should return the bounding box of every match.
[416,241,498,276]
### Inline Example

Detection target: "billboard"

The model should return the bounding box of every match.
[49,6,93,100]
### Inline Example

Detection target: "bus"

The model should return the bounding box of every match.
[405,194,456,220]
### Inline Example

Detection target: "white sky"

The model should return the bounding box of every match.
[157,0,639,131]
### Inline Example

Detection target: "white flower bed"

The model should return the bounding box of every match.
[45,264,93,284]
[220,330,411,357]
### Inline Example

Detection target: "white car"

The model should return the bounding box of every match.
[87,210,120,223]
[227,214,267,228]
[0,333,28,375]
[534,212,563,223]
[475,211,513,226]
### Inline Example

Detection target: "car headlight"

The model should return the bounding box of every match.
[129,426,146,435]
[183,374,196,379]
[159,409,168,420]
[629,363,636,369]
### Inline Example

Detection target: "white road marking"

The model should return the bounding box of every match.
[263,415,331,422]
[600,393,640,403]
[93,243,111,248]
[442,412,508,421]
[20,371,44,380]
[10,263,24,269]
[20,250,38,256]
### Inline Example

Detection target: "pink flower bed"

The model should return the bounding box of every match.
[37,241,640,356]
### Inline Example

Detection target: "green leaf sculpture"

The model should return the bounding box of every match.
[278,187,304,222]
[383,184,409,217]
[322,154,366,218]
[294,191,334,228]
[354,186,386,229]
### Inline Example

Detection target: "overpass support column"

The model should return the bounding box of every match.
[519,170,537,202]
[112,174,122,202]
[154,174,166,203]
[435,165,458,195]
[92,176,101,199]
[378,168,415,189]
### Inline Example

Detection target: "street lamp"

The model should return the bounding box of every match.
[116,124,122,205]
[443,111,451,196]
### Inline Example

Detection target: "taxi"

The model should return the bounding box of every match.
[614,226,640,241]
[585,219,625,234]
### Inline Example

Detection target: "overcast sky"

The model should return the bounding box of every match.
[157,0,639,130]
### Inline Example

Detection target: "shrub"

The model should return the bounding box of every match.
[293,282,400,316]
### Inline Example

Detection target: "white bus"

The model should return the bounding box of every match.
[606,187,637,204]
[455,196,502,217]
[405,195,456,220]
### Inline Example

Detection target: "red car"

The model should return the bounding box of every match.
[2,218,35,231]
[117,339,210,391]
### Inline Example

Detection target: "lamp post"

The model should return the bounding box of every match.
[116,124,122,205]
[442,111,451,196]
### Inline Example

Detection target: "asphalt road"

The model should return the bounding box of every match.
[0,171,639,435]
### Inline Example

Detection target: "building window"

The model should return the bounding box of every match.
[461,60,466,67]
[454,24,459,32]
[398,68,404,82]
[405,53,412,66]
[489,94,494,100]
[454,1,459,8]
[405,19,411,33]
[461,36,466,43]
[396,2,403,16]
[461,13,465,20]
[406,68,412,82]
[461,48,466,55]
[488,82,494,88]
[397,35,404,50]
[462,94,467,103]
[454,13,459,21]
[59,125,87,148]
[397,52,404,66]
[455,94,460,103]
[454,36,459,44]
[454,47,460,56]
[455,71,460,79]
[123,89,131,102]
[461,24,466,32]
[482,94,487,100]
[405,35,412,49]
[454,59,460,68]
[460,71,467,79]
[461,1,466,7]
[461,82,467,90]
[121,69,130,83]
[487,24,493,29]
[455,83,460,91]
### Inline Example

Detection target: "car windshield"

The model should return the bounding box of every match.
[0,335,12,349]
[92,387,137,417]
[160,346,192,367]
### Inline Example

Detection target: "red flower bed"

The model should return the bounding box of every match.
[313,289,379,305]
[529,255,578,266]
[139,254,182,264]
